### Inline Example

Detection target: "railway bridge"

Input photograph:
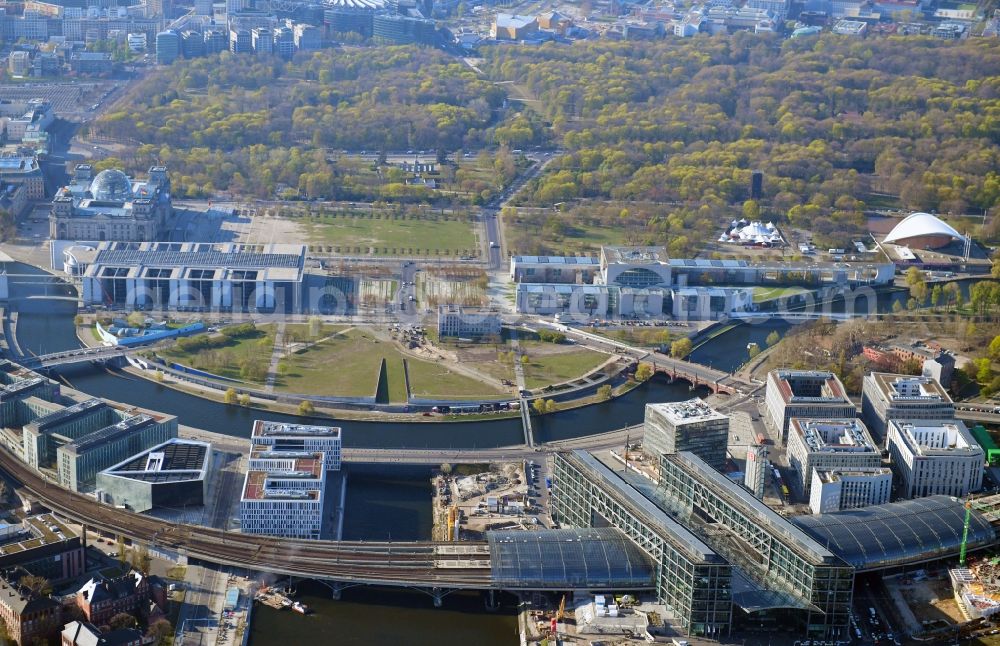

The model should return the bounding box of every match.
[0,449,654,604]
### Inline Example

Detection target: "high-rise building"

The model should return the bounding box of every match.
[155,29,180,64]
[372,13,435,44]
[552,451,733,637]
[147,0,172,18]
[273,26,295,58]
[293,23,321,49]
[750,170,763,200]
[203,29,228,53]
[861,373,955,441]
[744,443,768,499]
[643,399,729,470]
[194,0,213,15]
[764,370,856,444]
[181,30,205,57]
[251,26,272,55]
[226,0,243,15]
[809,467,892,514]
[229,28,252,52]
[886,418,983,499]
[786,418,881,496]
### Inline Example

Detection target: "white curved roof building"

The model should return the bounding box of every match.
[883,212,964,250]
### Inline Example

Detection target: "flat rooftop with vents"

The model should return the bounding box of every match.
[96,438,210,513]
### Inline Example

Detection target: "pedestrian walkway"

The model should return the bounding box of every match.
[510,329,534,447]
[263,322,285,392]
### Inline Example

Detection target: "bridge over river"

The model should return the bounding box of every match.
[0,448,655,602]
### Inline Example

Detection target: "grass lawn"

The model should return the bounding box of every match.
[505,216,627,255]
[277,329,393,398]
[384,356,409,402]
[300,214,477,256]
[753,286,808,303]
[284,323,346,344]
[521,344,610,390]
[405,357,509,400]
[159,324,276,383]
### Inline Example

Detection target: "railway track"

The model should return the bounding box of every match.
[0,449,494,588]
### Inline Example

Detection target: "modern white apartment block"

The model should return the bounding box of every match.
[250,420,341,471]
[643,399,730,470]
[764,370,856,444]
[809,467,892,514]
[240,448,325,540]
[787,418,882,495]
[886,419,983,499]
[861,373,954,441]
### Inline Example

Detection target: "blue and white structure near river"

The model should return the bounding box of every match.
[511,245,895,322]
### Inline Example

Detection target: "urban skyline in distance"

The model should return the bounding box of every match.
[0,5,995,646]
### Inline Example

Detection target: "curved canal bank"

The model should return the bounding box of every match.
[11,302,708,448]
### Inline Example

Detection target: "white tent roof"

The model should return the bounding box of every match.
[884,212,964,245]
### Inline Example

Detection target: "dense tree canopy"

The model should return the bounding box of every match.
[93,36,1000,252]
[483,35,1000,247]
[90,47,518,200]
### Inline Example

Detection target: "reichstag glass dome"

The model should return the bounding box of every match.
[90,169,132,202]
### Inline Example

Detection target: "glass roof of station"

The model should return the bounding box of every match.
[791,495,996,571]
[487,528,656,589]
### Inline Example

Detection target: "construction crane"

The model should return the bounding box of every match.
[960,499,973,566]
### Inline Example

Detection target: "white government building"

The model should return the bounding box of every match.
[509,245,894,321]
[886,418,983,499]
[764,370,857,444]
[809,467,893,514]
[861,373,955,441]
[786,418,882,495]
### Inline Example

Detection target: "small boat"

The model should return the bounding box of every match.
[292,601,310,615]
[746,342,759,352]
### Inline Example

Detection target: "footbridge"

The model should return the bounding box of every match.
[0,449,655,597]
[19,344,149,369]
[525,322,753,395]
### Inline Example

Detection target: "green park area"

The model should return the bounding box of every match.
[276,328,398,399]
[503,209,630,257]
[300,212,478,257]
[520,342,610,390]
[405,358,510,400]
[158,323,276,384]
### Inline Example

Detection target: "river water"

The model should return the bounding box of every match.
[5,261,964,645]
[7,264,707,646]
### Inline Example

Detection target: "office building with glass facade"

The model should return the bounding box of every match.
[552,451,732,637]
[656,452,854,640]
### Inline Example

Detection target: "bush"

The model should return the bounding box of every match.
[537,329,566,344]
[175,334,229,354]
[219,322,258,339]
